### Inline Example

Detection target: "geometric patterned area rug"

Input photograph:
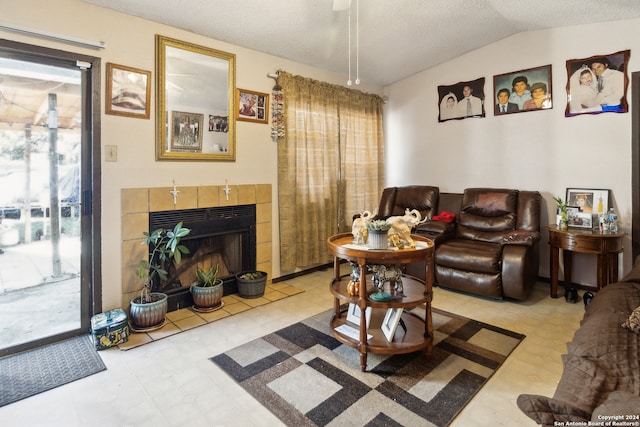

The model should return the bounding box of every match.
[0,335,106,407]
[211,306,525,427]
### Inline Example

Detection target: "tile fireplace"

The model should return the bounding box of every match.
[121,184,272,312]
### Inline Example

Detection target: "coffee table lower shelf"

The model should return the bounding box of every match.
[330,311,432,368]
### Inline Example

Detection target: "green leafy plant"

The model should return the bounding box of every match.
[136,221,191,303]
[367,219,391,232]
[195,264,220,287]
[553,196,568,220]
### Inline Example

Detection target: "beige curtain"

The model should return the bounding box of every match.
[278,72,385,273]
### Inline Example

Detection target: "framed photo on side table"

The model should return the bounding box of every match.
[381,308,404,342]
[565,188,610,228]
[346,303,372,329]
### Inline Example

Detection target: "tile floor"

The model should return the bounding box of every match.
[0,269,586,427]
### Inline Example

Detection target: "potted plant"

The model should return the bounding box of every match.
[553,196,568,230]
[190,263,224,311]
[130,221,191,330]
[366,219,391,249]
[235,270,267,299]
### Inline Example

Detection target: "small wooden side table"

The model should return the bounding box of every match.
[327,233,435,371]
[547,225,625,298]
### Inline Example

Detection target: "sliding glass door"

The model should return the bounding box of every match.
[0,41,99,356]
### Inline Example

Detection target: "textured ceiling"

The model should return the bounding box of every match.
[84,0,640,86]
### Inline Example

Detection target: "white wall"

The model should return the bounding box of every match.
[1,0,383,310]
[3,0,637,305]
[384,20,638,283]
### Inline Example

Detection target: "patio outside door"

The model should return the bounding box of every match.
[0,42,98,357]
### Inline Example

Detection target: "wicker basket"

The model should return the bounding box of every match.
[236,271,267,298]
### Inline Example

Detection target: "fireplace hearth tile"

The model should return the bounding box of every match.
[224,302,252,315]
[241,297,270,308]
[166,308,196,322]
[174,315,207,331]
[147,322,181,340]
[196,309,231,322]
[263,290,288,301]
[118,284,304,350]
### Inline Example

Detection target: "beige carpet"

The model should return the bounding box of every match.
[211,306,525,427]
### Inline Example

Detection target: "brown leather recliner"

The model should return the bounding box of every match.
[373,185,440,221]
[434,188,541,300]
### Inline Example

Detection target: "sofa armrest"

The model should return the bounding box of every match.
[591,391,640,421]
[415,220,456,245]
[517,394,591,426]
[416,220,455,235]
[501,230,540,246]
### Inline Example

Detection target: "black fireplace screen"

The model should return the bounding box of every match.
[148,205,256,293]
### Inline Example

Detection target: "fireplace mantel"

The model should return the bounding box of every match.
[120,184,272,310]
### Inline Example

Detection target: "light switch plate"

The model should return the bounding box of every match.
[105,145,117,162]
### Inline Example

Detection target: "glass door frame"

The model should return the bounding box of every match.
[0,39,101,357]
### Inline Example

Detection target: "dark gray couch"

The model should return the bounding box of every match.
[517,257,640,425]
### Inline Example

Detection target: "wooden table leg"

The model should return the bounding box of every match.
[596,254,608,290]
[360,352,367,372]
[609,253,620,284]
[563,249,573,290]
[550,245,560,298]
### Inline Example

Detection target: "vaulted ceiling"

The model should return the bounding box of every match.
[83,0,640,86]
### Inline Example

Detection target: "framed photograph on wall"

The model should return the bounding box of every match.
[105,63,151,119]
[170,111,203,152]
[236,88,269,123]
[437,77,485,122]
[565,49,630,117]
[493,64,552,115]
[209,115,228,132]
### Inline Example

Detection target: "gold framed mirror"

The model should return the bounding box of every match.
[155,35,236,161]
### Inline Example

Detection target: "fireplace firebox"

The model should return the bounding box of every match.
[149,204,256,311]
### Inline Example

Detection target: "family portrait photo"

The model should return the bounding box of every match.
[437,77,485,122]
[565,49,629,116]
[493,65,552,115]
[170,111,203,152]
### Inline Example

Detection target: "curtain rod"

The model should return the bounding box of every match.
[0,22,106,50]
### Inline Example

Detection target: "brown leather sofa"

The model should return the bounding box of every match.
[434,188,541,300]
[371,185,440,221]
[367,186,541,300]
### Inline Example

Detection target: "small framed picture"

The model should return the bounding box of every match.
[346,303,372,329]
[566,206,593,229]
[493,65,552,115]
[236,88,269,124]
[565,188,610,229]
[208,115,228,133]
[105,63,151,119]
[170,111,203,152]
[381,308,403,342]
[565,188,610,215]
